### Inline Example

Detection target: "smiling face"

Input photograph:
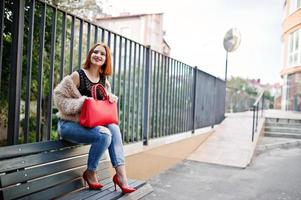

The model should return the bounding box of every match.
[90,45,106,67]
[83,43,112,76]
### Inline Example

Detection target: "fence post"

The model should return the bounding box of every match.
[0,0,4,89]
[7,0,25,145]
[261,93,264,117]
[252,106,255,142]
[143,46,152,145]
[192,66,197,133]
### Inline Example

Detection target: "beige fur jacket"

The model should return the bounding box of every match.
[53,75,113,122]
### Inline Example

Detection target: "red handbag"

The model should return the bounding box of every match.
[80,84,119,127]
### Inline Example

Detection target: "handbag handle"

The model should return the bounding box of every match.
[91,84,108,100]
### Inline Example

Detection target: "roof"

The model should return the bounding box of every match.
[95,12,163,20]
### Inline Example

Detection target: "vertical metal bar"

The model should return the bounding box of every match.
[149,51,153,138]
[170,59,174,134]
[8,0,25,145]
[107,31,111,47]
[94,25,98,44]
[136,45,141,141]
[141,47,145,141]
[24,0,35,143]
[183,65,187,131]
[173,61,177,133]
[126,41,132,143]
[212,77,217,127]
[252,106,255,142]
[69,15,75,73]
[188,66,192,129]
[188,67,193,129]
[180,62,184,132]
[150,51,155,138]
[143,45,151,145]
[170,59,175,134]
[47,7,57,141]
[159,54,164,137]
[192,66,197,133]
[256,105,259,131]
[78,19,83,69]
[152,52,157,138]
[0,0,5,89]
[117,36,122,113]
[182,65,185,131]
[163,55,167,136]
[60,12,66,81]
[121,39,127,141]
[36,2,46,142]
[87,23,91,55]
[184,64,187,131]
[179,62,182,132]
[184,65,189,131]
[101,28,105,42]
[177,61,181,133]
[112,34,117,93]
[155,53,160,137]
[163,56,167,136]
[261,93,264,117]
[175,60,179,133]
[131,43,137,142]
[166,58,171,135]
[176,61,181,133]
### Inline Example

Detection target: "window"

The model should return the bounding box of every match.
[288,29,301,66]
[290,0,301,14]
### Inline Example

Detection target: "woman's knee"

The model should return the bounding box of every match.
[94,127,112,146]
[96,126,111,136]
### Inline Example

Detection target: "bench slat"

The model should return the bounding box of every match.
[84,179,139,200]
[0,145,91,173]
[0,156,110,187]
[88,179,143,200]
[21,178,83,200]
[20,170,111,200]
[58,178,113,200]
[118,183,153,200]
[1,166,110,200]
[0,140,76,160]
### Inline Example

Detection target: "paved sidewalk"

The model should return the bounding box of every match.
[111,131,213,181]
[122,110,300,181]
[188,111,264,168]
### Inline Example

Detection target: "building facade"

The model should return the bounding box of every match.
[281,0,301,111]
[94,13,171,56]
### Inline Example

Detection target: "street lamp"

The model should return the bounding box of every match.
[223,28,241,82]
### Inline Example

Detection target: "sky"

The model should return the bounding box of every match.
[103,0,283,84]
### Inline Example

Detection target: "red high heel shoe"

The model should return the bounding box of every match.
[83,171,103,190]
[112,174,136,193]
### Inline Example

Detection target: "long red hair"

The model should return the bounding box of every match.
[83,43,112,76]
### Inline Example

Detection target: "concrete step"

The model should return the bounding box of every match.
[257,137,301,153]
[266,118,301,125]
[265,122,301,129]
[265,126,301,134]
[265,132,301,139]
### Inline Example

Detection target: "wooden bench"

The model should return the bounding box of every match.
[0,140,152,200]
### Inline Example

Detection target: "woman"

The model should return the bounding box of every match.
[54,43,135,193]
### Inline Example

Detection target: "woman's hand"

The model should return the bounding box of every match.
[108,93,118,103]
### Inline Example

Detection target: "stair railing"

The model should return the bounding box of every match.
[252,91,265,142]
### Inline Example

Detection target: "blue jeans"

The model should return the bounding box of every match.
[57,119,125,171]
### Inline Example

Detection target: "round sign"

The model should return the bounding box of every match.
[223,28,241,52]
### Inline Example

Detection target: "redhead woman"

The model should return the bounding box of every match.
[53,43,135,193]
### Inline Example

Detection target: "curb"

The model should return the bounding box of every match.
[257,140,301,153]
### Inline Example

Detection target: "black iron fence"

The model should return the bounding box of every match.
[0,0,225,146]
